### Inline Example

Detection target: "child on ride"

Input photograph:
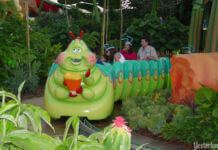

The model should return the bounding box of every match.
[120,41,137,60]
[105,45,125,63]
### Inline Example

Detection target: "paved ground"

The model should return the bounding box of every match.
[23,97,191,150]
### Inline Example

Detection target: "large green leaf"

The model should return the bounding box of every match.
[77,141,104,150]
[63,116,79,140]
[212,108,218,118]
[17,114,28,129]
[22,106,42,134]
[0,91,18,103]
[78,135,91,142]
[4,136,40,150]
[88,132,104,144]
[0,100,18,115]
[0,145,8,150]
[194,85,217,104]
[55,144,68,150]
[0,114,17,126]
[17,81,25,102]
[71,116,80,150]
[28,105,55,132]
[8,131,59,150]
[63,116,75,141]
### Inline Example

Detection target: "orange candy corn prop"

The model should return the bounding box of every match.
[170,53,218,104]
[64,73,82,96]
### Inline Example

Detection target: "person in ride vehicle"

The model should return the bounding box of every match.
[137,37,158,61]
[120,41,137,60]
[105,45,125,63]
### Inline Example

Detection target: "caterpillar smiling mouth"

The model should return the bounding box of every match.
[72,59,81,63]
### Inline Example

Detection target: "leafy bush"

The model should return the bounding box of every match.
[0,15,61,92]
[82,31,100,50]
[161,85,218,144]
[0,0,21,20]
[121,89,175,134]
[36,10,102,50]
[125,13,189,53]
[0,15,40,92]
[122,85,218,144]
[0,82,57,149]
[35,12,80,49]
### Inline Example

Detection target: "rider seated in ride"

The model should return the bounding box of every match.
[137,37,158,61]
[120,36,137,60]
[104,44,125,63]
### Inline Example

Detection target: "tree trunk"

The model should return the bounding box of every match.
[101,0,106,55]
[25,0,31,76]
[119,0,123,50]
[93,0,100,23]
[204,0,218,52]
[151,0,159,16]
[188,0,204,52]
[105,0,109,43]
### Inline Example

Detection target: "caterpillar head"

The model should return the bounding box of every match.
[57,30,96,72]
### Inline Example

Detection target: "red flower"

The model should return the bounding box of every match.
[112,116,127,128]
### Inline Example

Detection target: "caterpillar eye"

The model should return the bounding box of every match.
[77,48,81,53]
[73,48,77,53]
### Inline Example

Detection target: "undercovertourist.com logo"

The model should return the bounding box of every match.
[193,142,218,149]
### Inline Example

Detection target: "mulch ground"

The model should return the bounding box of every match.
[135,128,193,149]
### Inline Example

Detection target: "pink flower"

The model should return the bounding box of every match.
[126,126,132,133]
[112,116,127,128]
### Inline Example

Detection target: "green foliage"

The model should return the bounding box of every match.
[0,15,39,92]
[122,86,218,144]
[0,81,57,150]
[82,32,100,50]
[0,82,144,150]
[35,12,79,49]
[35,8,122,52]
[106,39,120,49]
[171,105,192,127]
[121,89,174,134]
[126,13,189,53]
[0,1,18,20]
[36,10,102,50]
[0,15,61,92]
[161,85,218,144]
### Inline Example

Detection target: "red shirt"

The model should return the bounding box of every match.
[36,0,59,13]
[120,49,137,60]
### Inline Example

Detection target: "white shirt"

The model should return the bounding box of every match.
[114,52,125,63]
[137,45,158,61]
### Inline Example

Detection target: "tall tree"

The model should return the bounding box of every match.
[101,0,106,55]
[188,0,204,51]
[24,0,31,76]
[151,0,160,15]
[93,0,100,23]
[204,0,218,52]
[105,0,109,42]
[119,0,123,50]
